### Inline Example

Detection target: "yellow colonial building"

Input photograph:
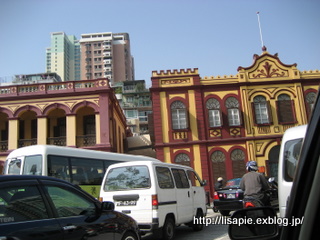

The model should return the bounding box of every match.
[0,78,129,170]
[150,48,320,198]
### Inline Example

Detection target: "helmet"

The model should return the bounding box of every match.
[246,161,258,171]
[217,177,223,182]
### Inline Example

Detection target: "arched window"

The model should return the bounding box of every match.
[206,98,222,127]
[276,94,296,124]
[225,97,241,126]
[252,96,272,125]
[230,149,246,178]
[305,92,317,119]
[174,153,190,166]
[171,101,188,129]
[211,150,226,183]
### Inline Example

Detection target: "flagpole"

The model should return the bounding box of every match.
[257,12,264,48]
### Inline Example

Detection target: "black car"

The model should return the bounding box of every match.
[0,175,140,240]
[213,177,278,216]
[228,91,320,240]
[213,178,244,216]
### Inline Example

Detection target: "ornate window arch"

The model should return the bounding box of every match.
[174,153,190,166]
[206,98,222,127]
[230,149,246,178]
[171,101,188,130]
[305,91,317,119]
[225,97,241,126]
[276,94,296,124]
[211,150,226,183]
[252,95,272,125]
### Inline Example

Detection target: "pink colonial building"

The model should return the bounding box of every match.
[0,78,129,171]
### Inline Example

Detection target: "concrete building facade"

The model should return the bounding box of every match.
[79,32,134,84]
[46,32,81,81]
[113,80,152,136]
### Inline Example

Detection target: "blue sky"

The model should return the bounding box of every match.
[1,0,319,87]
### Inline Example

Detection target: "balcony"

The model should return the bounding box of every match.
[47,137,66,146]
[76,135,96,147]
[18,138,37,148]
[0,79,110,98]
[0,140,8,152]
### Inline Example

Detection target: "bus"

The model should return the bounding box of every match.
[4,145,159,198]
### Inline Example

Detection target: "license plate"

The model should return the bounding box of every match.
[227,193,235,199]
[116,200,137,206]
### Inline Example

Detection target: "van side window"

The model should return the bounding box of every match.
[187,170,202,187]
[156,167,174,189]
[23,155,42,176]
[284,138,303,181]
[172,169,190,188]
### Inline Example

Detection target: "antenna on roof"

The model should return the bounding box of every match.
[256,11,265,50]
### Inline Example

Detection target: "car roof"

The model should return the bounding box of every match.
[106,160,195,170]
[0,175,70,184]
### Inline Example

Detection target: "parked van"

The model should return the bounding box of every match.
[278,125,307,217]
[99,160,207,240]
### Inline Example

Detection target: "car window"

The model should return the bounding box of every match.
[156,166,174,189]
[224,178,241,188]
[46,185,96,217]
[104,166,151,191]
[0,185,49,222]
[172,169,190,188]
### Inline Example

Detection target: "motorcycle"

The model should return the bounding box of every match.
[243,177,277,208]
[243,196,264,208]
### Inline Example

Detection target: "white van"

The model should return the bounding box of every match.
[278,125,307,217]
[99,160,207,239]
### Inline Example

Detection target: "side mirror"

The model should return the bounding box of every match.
[201,179,207,186]
[228,207,279,239]
[268,177,275,183]
[101,201,115,211]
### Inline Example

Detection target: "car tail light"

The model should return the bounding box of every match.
[213,191,219,200]
[152,194,158,209]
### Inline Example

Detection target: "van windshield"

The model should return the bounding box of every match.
[7,158,22,174]
[7,155,42,175]
[284,138,303,181]
[104,166,151,191]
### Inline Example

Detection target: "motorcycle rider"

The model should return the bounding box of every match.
[214,177,224,190]
[240,161,270,206]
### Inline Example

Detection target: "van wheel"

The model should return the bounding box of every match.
[193,209,204,231]
[162,217,175,240]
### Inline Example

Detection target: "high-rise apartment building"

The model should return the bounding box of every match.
[79,32,134,84]
[46,32,81,81]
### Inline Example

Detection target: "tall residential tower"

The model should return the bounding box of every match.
[79,32,134,84]
[46,32,81,81]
